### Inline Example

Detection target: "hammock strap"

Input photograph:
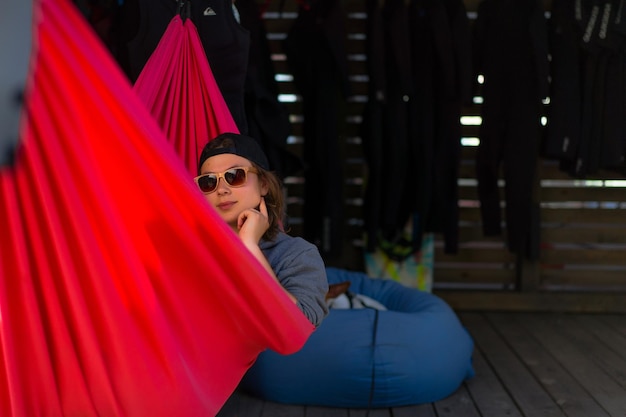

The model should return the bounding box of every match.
[178,0,192,21]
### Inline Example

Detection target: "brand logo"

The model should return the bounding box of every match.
[583,6,599,43]
[599,4,611,39]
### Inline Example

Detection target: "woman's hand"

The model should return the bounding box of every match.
[237,197,269,245]
[236,197,297,304]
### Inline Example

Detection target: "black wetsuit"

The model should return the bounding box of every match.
[237,0,304,179]
[543,0,585,165]
[361,0,471,256]
[545,0,626,177]
[361,0,386,252]
[284,0,350,260]
[472,0,549,259]
[412,0,472,255]
[379,0,414,245]
[599,0,626,174]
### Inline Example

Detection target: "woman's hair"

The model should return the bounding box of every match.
[200,135,285,241]
[257,168,285,241]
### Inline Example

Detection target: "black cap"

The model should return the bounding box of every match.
[198,132,270,173]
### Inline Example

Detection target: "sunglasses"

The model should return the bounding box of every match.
[194,166,258,194]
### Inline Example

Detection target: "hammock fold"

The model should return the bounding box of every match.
[0,1,313,416]
[132,14,239,175]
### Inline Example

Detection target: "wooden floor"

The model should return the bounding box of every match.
[217,312,626,417]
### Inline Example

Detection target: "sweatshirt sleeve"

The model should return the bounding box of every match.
[264,236,329,327]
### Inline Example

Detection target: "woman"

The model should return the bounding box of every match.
[195,132,329,327]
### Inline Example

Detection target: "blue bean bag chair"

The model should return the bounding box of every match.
[240,267,475,408]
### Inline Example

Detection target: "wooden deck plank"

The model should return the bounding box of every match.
[216,390,263,417]
[260,401,304,417]
[432,384,481,417]
[575,314,626,362]
[568,315,626,389]
[487,313,610,417]
[305,406,349,417]
[517,313,626,416]
[390,404,437,417]
[461,313,568,417]
[346,409,390,417]
[463,346,524,417]
[598,314,626,339]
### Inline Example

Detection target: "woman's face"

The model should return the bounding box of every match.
[199,153,268,229]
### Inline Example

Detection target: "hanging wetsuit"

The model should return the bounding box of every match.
[543,0,585,167]
[361,0,387,252]
[410,0,472,255]
[599,0,626,174]
[115,0,250,134]
[284,0,350,260]
[361,0,416,259]
[237,0,304,179]
[472,0,549,259]
[431,0,472,254]
[362,0,470,257]
[548,0,626,178]
[574,0,609,177]
[575,0,626,176]
[378,0,414,248]
[406,0,447,255]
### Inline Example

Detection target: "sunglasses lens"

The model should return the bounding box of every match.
[224,168,247,187]
[197,174,217,193]
[196,168,251,193]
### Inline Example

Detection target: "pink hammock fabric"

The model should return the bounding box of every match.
[132,14,239,176]
[0,1,313,416]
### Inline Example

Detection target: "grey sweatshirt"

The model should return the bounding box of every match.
[260,232,329,327]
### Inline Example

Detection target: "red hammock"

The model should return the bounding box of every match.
[0,1,313,416]
[132,13,239,176]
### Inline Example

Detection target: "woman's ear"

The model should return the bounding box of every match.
[259,176,269,196]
